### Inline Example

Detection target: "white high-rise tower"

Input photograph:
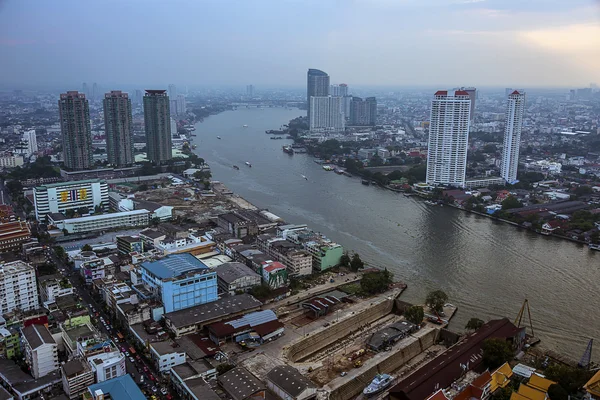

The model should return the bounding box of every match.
[426,90,472,187]
[501,90,526,184]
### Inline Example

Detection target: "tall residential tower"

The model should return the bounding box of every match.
[103,91,134,167]
[59,91,93,170]
[426,90,472,187]
[501,90,526,183]
[307,69,330,120]
[143,90,172,164]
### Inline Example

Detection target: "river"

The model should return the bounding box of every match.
[192,107,599,361]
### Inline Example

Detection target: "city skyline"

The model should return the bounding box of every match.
[1,1,598,88]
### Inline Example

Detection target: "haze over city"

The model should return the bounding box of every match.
[1,0,600,88]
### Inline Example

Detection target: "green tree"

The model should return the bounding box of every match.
[339,252,351,268]
[544,364,593,394]
[350,253,364,271]
[491,386,513,400]
[425,290,448,313]
[404,306,424,325]
[483,144,498,154]
[360,269,393,295]
[547,384,568,400]
[249,284,273,300]
[465,317,485,331]
[482,338,513,369]
[574,185,593,197]
[53,246,66,260]
[81,244,92,252]
[501,196,523,210]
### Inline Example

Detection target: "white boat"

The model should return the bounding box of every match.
[217,136,221,139]
[589,243,600,251]
[363,374,393,397]
[242,124,248,128]
[322,165,334,171]
[245,162,252,167]
[301,175,308,180]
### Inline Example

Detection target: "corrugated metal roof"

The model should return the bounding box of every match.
[227,310,276,329]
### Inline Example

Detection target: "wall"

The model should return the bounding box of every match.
[286,297,393,362]
[327,328,438,400]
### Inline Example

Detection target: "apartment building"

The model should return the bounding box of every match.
[61,357,95,399]
[22,324,59,378]
[0,260,40,314]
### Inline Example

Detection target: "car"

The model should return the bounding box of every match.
[136,355,141,361]
[125,351,130,357]
[160,387,168,395]
[129,357,135,363]
[140,376,144,383]
[121,347,127,352]
[166,395,173,400]
[149,374,155,381]
[152,386,158,393]
[114,337,119,343]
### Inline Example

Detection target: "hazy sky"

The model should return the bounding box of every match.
[1,0,600,88]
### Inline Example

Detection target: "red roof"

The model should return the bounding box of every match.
[455,90,470,96]
[263,261,286,273]
[511,90,520,95]
[435,90,448,96]
[187,334,220,356]
[471,371,492,389]
[253,320,284,337]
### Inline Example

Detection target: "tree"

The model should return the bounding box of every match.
[350,253,364,271]
[360,269,393,295]
[501,196,523,210]
[544,364,593,394]
[404,306,424,325]
[425,290,448,313]
[547,384,568,400]
[81,244,92,252]
[574,185,593,197]
[482,338,513,369]
[491,386,513,400]
[339,252,351,268]
[465,317,485,331]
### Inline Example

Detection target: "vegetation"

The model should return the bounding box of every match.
[249,284,273,300]
[81,244,92,252]
[501,196,523,210]
[360,269,393,295]
[5,156,60,180]
[404,306,424,325]
[544,363,593,394]
[339,252,351,268]
[53,246,66,261]
[547,384,569,400]
[482,338,513,369]
[490,386,513,400]
[350,253,365,271]
[425,290,448,313]
[465,317,485,331]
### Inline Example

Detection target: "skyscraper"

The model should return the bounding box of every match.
[426,90,472,187]
[309,96,345,132]
[22,130,38,157]
[454,87,477,122]
[103,91,134,167]
[143,90,172,164]
[307,69,330,120]
[349,97,377,126]
[168,84,177,99]
[501,90,526,184]
[330,83,348,97]
[246,84,254,98]
[59,91,93,170]
[176,94,186,115]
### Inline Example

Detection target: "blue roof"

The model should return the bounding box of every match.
[141,253,208,279]
[88,375,145,400]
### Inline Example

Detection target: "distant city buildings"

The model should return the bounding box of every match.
[246,84,254,98]
[426,90,472,187]
[307,68,330,121]
[501,90,526,184]
[22,129,38,157]
[309,96,345,132]
[168,84,177,99]
[134,89,143,106]
[176,94,187,115]
[349,96,377,126]
[59,91,93,170]
[103,91,134,167]
[143,90,173,164]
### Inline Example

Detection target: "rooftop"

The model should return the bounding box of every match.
[266,365,315,398]
[87,374,145,400]
[215,262,260,284]
[61,209,149,224]
[62,358,89,377]
[218,367,265,400]
[22,323,55,349]
[165,294,262,328]
[35,179,104,190]
[141,253,209,280]
[182,377,220,400]
[0,358,61,396]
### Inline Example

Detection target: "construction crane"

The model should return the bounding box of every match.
[514,299,535,337]
[578,339,593,369]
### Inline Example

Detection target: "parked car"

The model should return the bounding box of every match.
[129,357,135,363]
[160,387,168,395]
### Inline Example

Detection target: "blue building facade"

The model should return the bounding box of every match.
[140,253,218,313]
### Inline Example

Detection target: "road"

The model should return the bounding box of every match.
[51,251,172,399]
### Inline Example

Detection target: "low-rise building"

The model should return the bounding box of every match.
[215,262,261,295]
[22,324,59,379]
[61,324,96,356]
[0,155,24,168]
[261,261,287,289]
[266,365,317,400]
[0,358,61,400]
[208,309,283,346]
[585,370,600,400]
[116,302,151,327]
[139,228,166,248]
[149,341,186,372]
[218,367,266,400]
[0,327,20,359]
[79,338,126,382]
[48,209,150,234]
[0,220,31,253]
[116,235,144,255]
[38,274,74,305]
[154,233,216,256]
[217,212,257,238]
[86,374,145,400]
[33,179,108,221]
[61,357,94,399]
[171,361,220,400]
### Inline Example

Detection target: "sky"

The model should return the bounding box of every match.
[1,0,600,88]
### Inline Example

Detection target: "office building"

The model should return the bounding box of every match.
[246,84,254,98]
[134,89,143,105]
[103,91,134,167]
[330,83,348,97]
[177,94,187,115]
[307,68,330,120]
[501,90,526,184]
[0,261,39,314]
[140,253,218,313]
[59,91,93,170]
[22,324,59,379]
[48,209,150,234]
[33,179,108,220]
[426,90,472,187]
[22,129,38,156]
[0,155,24,167]
[61,357,94,399]
[309,96,345,132]
[143,90,173,163]
[168,84,177,99]
[349,97,377,126]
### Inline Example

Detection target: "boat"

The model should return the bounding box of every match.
[361,179,370,185]
[322,165,334,171]
[589,243,600,251]
[283,145,294,154]
[233,165,240,170]
[301,175,308,180]
[217,136,221,139]
[242,124,248,128]
[334,169,344,175]
[192,144,197,149]
[363,374,393,397]
[245,162,252,167]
